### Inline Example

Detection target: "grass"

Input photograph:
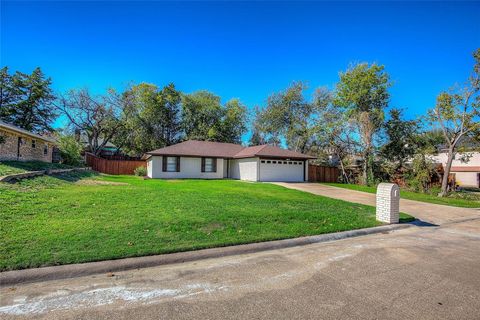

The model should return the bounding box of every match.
[323,183,480,208]
[0,160,77,176]
[0,173,413,271]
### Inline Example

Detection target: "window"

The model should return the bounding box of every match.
[261,160,265,163]
[283,161,287,164]
[166,157,178,172]
[289,162,293,165]
[203,158,216,172]
[272,161,277,164]
[43,145,48,156]
[267,161,271,164]
[32,140,36,148]
[163,156,179,172]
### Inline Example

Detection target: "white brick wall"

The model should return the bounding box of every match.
[376,183,400,224]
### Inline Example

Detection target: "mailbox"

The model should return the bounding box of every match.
[376,183,400,224]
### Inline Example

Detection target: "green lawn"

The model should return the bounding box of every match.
[0,173,413,271]
[323,183,480,208]
[0,160,76,176]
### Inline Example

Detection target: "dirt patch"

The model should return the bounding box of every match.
[201,223,225,234]
[75,180,129,186]
[165,180,184,183]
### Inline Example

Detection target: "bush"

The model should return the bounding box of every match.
[134,166,147,176]
[404,154,435,193]
[57,134,83,166]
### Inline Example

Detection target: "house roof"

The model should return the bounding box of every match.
[145,140,315,160]
[233,144,316,159]
[0,120,56,143]
[450,166,480,172]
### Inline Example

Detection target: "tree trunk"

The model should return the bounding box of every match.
[439,147,455,197]
[339,158,349,184]
[362,145,371,185]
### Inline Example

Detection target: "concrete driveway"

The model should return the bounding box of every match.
[1,184,480,319]
[273,182,480,225]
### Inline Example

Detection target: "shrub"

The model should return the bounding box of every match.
[134,166,147,176]
[405,154,435,193]
[57,134,83,166]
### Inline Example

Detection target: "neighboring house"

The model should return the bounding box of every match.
[77,132,120,157]
[0,120,55,162]
[144,140,315,182]
[431,152,480,188]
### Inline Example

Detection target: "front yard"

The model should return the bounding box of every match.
[323,183,480,208]
[0,173,413,271]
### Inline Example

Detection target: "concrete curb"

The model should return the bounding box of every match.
[0,223,412,287]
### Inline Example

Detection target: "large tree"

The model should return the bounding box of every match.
[253,82,316,153]
[114,83,182,156]
[182,91,247,143]
[334,63,391,185]
[429,48,480,197]
[0,67,57,133]
[380,108,419,173]
[56,88,123,156]
[312,87,359,182]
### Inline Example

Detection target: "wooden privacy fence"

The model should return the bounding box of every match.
[85,153,146,175]
[308,165,339,183]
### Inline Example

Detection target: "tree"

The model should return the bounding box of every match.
[182,91,247,143]
[253,82,316,152]
[380,108,419,173]
[182,91,223,141]
[56,88,123,156]
[429,48,480,197]
[114,83,183,156]
[312,87,359,183]
[334,63,391,185]
[215,98,248,144]
[57,133,83,166]
[0,67,57,133]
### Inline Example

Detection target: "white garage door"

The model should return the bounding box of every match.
[259,159,304,182]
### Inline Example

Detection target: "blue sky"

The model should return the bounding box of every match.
[1,1,479,140]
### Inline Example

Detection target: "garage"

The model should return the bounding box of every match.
[259,159,305,182]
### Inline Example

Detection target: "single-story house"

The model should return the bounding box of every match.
[144,140,315,182]
[0,120,55,162]
[432,152,480,188]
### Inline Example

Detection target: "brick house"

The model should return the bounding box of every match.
[0,120,55,162]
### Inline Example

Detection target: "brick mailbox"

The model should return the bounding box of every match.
[376,183,400,224]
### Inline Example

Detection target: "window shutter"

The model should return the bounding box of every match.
[162,157,167,172]
[212,158,217,172]
[201,157,205,172]
[176,156,180,172]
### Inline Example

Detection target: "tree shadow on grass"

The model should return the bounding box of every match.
[4,171,99,189]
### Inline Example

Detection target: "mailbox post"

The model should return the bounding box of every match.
[376,183,400,224]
